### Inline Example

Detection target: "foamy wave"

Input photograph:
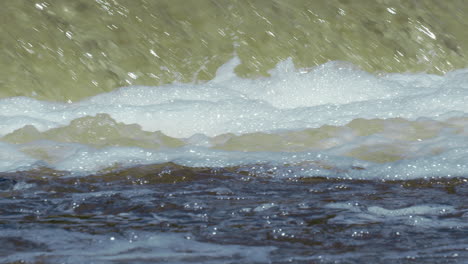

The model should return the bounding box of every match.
[1,58,468,178]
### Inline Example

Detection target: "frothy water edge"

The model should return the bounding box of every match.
[1,58,468,179]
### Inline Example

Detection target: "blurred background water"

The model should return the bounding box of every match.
[2,0,468,101]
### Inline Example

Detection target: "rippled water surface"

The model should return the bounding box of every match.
[1,166,467,263]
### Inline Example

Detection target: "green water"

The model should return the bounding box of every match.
[2,0,468,101]
[3,113,466,164]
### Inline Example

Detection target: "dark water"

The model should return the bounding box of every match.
[1,165,467,263]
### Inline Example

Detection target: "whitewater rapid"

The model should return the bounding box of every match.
[1,58,467,178]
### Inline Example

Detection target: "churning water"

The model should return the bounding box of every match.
[1,0,468,263]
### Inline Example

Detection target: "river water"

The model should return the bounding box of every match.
[1,0,468,263]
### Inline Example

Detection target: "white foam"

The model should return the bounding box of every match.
[1,57,468,138]
[1,58,468,178]
[348,147,468,179]
[367,205,456,216]
[0,137,463,179]
[0,142,40,172]
[326,203,466,228]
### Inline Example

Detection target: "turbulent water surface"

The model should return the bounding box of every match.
[1,0,468,263]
